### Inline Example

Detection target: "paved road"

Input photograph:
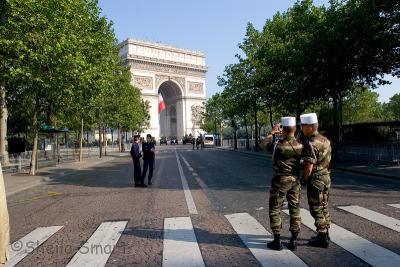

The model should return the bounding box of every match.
[5,145,400,266]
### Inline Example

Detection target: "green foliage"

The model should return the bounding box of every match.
[383,93,400,120]
[1,0,147,136]
[212,0,399,149]
[342,87,384,124]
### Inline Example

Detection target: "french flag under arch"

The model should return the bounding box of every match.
[158,93,166,114]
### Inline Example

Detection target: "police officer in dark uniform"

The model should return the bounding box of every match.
[142,134,155,186]
[130,135,143,187]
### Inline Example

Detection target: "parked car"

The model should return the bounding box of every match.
[170,137,178,145]
[182,134,193,145]
[203,134,215,147]
[159,136,167,145]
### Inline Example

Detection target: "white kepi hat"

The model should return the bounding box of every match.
[300,113,318,124]
[281,117,296,127]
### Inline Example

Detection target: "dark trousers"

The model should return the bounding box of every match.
[133,160,141,185]
[142,159,154,183]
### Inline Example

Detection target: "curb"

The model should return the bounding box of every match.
[6,179,46,197]
[217,147,272,159]
[333,167,400,180]
[217,147,399,180]
[5,155,120,196]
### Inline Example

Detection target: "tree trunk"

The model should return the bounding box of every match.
[332,95,339,162]
[103,126,107,156]
[29,112,38,175]
[79,118,83,162]
[339,96,343,145]
[0,86,9,165]
[118,127,121,152]
[268,101,274,129]
[99,125,103,158]
[56,134,60,164]
[254,105,259,152]
[232,120,238,150]
[244,115,250,150]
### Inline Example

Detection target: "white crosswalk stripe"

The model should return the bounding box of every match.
[163,217,205,267]
[338,205,400,232]
[283,208,400,267]
[388,203,400,209]
[66,221,128,267]
[6,226,63,267]
[225,213,307,267]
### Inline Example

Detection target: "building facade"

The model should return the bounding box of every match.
[119,38,207,140]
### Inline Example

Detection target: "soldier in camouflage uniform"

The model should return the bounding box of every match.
[300,113,332,248]
[267,117,303,251]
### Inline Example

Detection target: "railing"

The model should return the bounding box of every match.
[222,139,258,150]
[339,143,400,164]
[2,145,129,173]
[221,138,400,165]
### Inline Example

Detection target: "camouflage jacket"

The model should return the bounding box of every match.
[273,136,303,177]
[301,131,331,177]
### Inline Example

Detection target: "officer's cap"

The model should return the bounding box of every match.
[300,113,318,124]
[281,117,296,127]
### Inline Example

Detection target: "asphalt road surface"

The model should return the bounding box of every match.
[6,145,400,267]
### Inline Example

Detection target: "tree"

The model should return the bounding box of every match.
[342,87,384,124]
[202,93,224,139]
[0,0,143,174]
[383,93,400,121]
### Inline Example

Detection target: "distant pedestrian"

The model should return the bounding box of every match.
[300,113,332,248]
[142,134,155,186]
[0,163,10,266]
[267,117,303,251]
[130,135,144,187]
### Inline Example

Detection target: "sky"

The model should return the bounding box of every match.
[98,0,399,103]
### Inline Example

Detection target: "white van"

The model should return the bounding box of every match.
[203,134,215,147]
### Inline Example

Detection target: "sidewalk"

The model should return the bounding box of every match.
[4,151,129,196]
[217,146,400,180]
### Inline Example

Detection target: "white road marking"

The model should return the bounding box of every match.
[175,150,198,214]
[388,203,400,209]
[195,177,209,190]
[6,226,63,267]
[66,221,127,267]
[180,155,191,167]
[225,213,307,267]
[163,217,205,267]
[284,209,400,267]
[338,205,400,232]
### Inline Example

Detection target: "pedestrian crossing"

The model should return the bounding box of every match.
[66,221,128,267]
[5,203,400,267]
[225,213,307,267]
[163,217,205,267]
[388,203,400,209]
[338,205,400,232]
[283,208,400,267]
[6,226,63,267]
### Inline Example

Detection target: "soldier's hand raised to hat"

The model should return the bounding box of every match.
[271,123,281,134]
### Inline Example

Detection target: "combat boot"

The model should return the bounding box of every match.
[288,233,298,251]
[267,234,283,250]
[308,232,329,248]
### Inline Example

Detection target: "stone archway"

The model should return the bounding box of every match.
[119,38,207,140]
[158,80,181,138]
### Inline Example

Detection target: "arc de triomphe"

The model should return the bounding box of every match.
[119,38,207,140]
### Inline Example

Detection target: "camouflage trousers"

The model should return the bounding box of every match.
[269,175,301,234]
[307,175,331,233]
